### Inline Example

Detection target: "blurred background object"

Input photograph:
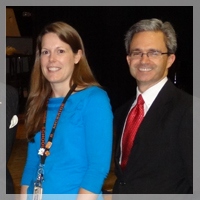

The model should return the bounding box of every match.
[6,8,21,37]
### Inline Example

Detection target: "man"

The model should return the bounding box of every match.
[113,18,192,194]
[6,85,19,193]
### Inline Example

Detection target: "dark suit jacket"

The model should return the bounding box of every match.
[6,85,18,194]
[113,80,193,194]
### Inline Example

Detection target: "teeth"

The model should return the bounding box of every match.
[139,68,152,72]
[48,67,60,72]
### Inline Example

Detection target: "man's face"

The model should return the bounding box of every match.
[126,31,175,92]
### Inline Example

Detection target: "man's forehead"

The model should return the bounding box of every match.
[130,31,167,50]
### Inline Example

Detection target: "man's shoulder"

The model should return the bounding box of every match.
[171,83,192,102]
[6,85,18,97]
[114,97,135,118]
[163,80,192,101]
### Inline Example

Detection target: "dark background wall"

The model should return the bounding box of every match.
[11,6,193,111]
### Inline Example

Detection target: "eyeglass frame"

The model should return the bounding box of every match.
[128,50,171,59]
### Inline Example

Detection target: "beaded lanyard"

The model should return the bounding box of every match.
[33,84,77,199]
[40,83,77,164]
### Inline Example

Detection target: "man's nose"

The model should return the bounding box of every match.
[140,53,150,63]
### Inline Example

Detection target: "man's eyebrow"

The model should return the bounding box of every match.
[130,48,142,52]
[130,48,159,52]
[148,48,159,52]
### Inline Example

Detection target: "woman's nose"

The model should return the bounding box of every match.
[49,52,56,62]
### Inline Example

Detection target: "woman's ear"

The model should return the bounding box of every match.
[74,50,83,64]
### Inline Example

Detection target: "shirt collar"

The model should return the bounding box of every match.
[136,77,168,109]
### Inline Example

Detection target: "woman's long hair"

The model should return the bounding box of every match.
[25,21,100,141]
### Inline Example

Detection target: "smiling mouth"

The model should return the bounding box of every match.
[48,67,60,72]
[138,68,152,72]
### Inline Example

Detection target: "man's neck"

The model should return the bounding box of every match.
[137,77,168,93]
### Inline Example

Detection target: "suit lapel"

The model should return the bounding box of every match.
[114,97,136,176]
[124,80,175,172]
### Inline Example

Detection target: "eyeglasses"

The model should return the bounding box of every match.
[128,50,169,59]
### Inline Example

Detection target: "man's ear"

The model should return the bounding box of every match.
[166,54,176,69]
[126,55,131,66]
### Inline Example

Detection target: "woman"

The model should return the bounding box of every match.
[20,22,113,200]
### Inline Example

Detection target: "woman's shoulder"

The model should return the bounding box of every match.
[77,86,106,96]
[74,86,110,107]
[83,86,109,99]
[71,86,110,109]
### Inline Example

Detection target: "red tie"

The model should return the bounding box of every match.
[121,94,144,170]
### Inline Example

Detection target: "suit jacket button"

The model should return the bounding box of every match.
[119,181,126,186]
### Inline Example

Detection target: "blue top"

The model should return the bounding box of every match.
[21,86,113,196]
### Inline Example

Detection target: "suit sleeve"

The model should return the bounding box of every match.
[6,85,19,163]
[178,102,193,188]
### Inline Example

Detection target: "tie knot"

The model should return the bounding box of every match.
[137,94,144,105]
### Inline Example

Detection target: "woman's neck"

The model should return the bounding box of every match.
[50,83,87,98]
[50,83,70,98]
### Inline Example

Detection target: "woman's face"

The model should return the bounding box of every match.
[40,32,81,88]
